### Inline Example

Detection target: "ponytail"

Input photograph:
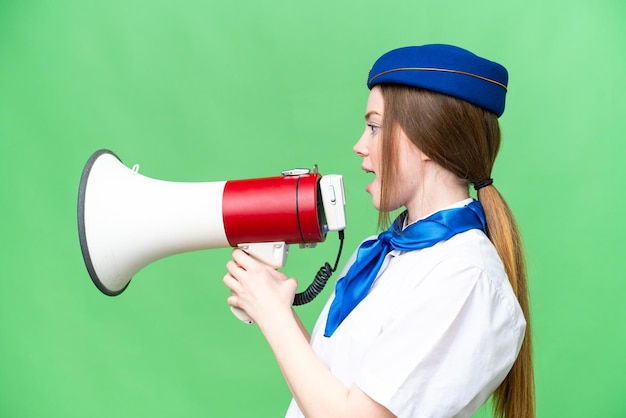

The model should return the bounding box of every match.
[478,185,535,418]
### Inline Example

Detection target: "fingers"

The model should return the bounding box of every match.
[223,274,241,309]
[224,249,297,309]
[226,294,238,308]
[230,249,284,281]
[223,271,239,289]
[225,252,293,287]
[223,252,252,297]
[231,248,261,271]
[225,257,243,275]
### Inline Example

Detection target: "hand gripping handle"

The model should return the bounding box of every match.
[231,242,288,324]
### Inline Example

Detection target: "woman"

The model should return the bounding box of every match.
[224,44,535,418]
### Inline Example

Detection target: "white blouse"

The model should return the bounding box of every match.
[286,202,526,417]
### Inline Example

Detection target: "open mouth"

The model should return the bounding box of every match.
[361,165,375,175]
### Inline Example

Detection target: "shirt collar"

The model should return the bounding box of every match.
[403,198,474,229]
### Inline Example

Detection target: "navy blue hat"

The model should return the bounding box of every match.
[367,44,508,117]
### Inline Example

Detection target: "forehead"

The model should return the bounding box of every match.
[366,85,384,116]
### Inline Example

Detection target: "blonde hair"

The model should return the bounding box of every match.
[378,84,535,418]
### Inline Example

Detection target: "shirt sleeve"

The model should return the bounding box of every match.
[355,257,526,418]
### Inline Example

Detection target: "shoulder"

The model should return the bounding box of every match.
[395,228,508,289]
[381,229,525,338]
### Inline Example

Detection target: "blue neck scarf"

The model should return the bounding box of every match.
[324,200,487,337]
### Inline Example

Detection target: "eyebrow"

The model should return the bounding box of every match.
[365,111,382,120]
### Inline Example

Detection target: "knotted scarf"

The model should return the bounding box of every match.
[324,200,488,337]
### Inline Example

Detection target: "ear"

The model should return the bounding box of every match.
[418,147,432,162]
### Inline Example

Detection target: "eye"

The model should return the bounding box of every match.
[367,124,380,134]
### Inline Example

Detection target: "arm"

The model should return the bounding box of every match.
[223,249,394,418]
[292,308,311,343]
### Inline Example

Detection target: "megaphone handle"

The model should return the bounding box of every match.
[237,242,288,269]
[231,306,254,324]
[230,242,289,325]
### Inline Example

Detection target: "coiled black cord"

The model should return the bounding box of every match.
[293,230,345,306]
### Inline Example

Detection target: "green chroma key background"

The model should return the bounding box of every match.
[1,0,625,416]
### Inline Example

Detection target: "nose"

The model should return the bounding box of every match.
[353,132,369,157]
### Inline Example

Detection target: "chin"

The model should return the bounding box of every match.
[370,196,382,211]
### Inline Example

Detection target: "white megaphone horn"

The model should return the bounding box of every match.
[77,149,346,323]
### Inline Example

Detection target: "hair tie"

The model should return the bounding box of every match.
[473,178,493,191]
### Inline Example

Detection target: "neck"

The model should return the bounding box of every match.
[404,166,469,225]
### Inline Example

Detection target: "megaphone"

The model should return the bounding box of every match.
[77,149,346,322]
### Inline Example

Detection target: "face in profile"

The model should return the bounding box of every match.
[354,85,430,215]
